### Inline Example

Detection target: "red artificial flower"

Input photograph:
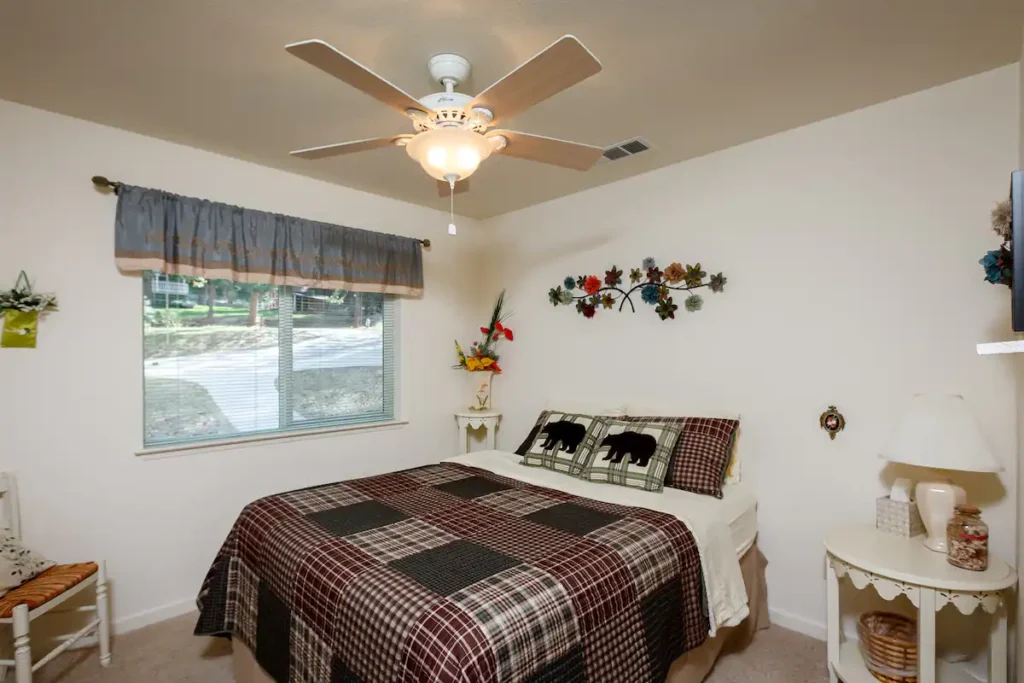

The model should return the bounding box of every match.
[583,304,597,318]
[494,322,505,332]
[480,327,490,334]
[583,276,602,295]
[491,363,503,373]
[503,328,514,341]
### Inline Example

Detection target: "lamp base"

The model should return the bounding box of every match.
[915,480,966,552]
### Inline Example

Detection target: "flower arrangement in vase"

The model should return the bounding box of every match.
[454,290,513,411]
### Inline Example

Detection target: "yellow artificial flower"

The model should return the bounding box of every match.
[479,357,495,369]
[465,357,481,371]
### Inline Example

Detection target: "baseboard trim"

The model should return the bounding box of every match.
[62,598,195,651]
[769,606,827,641]
[115,598,195,634]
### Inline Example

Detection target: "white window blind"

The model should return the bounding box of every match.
[143,273,395,448]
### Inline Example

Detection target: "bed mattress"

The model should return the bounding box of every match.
[702,480,757,556]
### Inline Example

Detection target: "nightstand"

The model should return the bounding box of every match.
[825,525,1016,683]
[454,411,501,454]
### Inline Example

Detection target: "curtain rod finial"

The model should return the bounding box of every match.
[91,176,121,194]
[421,239,431,249]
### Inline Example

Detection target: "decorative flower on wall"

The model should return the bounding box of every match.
[684,264,706,288]
[640,284,660,305]
[604,266,623,287]
[583,276,602,295]
[663,262,685,284]
[656,297,678,320]
[548,256,727,321]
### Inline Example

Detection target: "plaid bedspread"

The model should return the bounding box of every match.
[195,463,709,683]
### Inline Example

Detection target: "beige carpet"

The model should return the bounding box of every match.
[30,612,826,682]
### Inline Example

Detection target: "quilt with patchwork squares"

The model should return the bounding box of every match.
[195,463,708,682]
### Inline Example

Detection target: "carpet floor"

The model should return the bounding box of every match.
[30,612,827,682]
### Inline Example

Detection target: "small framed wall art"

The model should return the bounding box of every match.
[819,405,846,440]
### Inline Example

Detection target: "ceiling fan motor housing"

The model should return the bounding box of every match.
[414,92,480,131]
[427,53,471,87]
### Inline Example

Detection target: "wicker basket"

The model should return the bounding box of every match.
[857,611,918,683]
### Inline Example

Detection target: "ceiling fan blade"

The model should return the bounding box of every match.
[469,35,601,125]
[489,131,604,171]
[286,40,432,116]
[290,135,412,160]
[436,179,470,197]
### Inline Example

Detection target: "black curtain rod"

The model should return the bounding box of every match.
[90,176,431,248]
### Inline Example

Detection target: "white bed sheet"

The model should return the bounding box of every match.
[443,450,752,635]
[699,479,758,557]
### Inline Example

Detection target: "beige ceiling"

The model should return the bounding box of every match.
[1,1,1022,219]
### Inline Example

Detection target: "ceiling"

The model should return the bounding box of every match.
[1,1,1022,219]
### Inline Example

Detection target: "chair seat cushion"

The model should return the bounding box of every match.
[0,562,98,618]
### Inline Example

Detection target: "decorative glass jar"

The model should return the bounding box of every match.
[946,505,988,571]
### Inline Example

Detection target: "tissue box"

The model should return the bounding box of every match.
[876,496,924,537]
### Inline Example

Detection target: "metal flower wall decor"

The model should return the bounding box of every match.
[548,257,726,321]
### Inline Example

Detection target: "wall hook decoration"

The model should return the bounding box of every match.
[548,256,727,321]
[0,271,58,349]
[819,405,846,440]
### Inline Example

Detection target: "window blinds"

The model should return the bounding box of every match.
[143,274,395,448]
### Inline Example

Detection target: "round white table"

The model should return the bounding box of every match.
[454,410,501,454]
[825,525,1016,683]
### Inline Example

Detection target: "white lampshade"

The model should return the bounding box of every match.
[879,394,1002,473]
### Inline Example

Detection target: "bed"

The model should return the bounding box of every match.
[201,450,766,683]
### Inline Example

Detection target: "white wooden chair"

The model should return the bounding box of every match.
[0,473,110,682]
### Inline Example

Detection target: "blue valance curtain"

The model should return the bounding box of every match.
[114,185,424,295]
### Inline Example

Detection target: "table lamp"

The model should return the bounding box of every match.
[878,394,1002,553]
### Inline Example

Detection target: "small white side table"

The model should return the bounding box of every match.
[826,525,1017,683]
[455,411,501,454]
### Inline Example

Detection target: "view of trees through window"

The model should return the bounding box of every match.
[143,273,392,446]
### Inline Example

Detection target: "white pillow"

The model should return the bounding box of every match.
[0,531,54,596]
[545,400,625,417]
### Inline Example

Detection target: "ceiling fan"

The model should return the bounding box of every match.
[285,35,606,200]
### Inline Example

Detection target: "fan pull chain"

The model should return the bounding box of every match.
[448,177,457,236]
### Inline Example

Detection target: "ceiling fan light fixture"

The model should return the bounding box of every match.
[405,128,492,181]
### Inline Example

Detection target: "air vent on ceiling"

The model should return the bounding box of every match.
[601,137,651,162]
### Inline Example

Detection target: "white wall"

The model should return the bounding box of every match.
[0,99,486,630]
[484,65,1020,637]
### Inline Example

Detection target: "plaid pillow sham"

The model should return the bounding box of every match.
[578,419,682,493]
[519,411,603,476]
[625,416,739,498]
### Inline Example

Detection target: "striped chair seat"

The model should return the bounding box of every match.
[0,563,98,618]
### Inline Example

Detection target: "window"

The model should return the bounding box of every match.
[142,273,395,448]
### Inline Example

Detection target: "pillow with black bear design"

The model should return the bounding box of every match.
[519,411,602,476]
[578,419,682,493]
